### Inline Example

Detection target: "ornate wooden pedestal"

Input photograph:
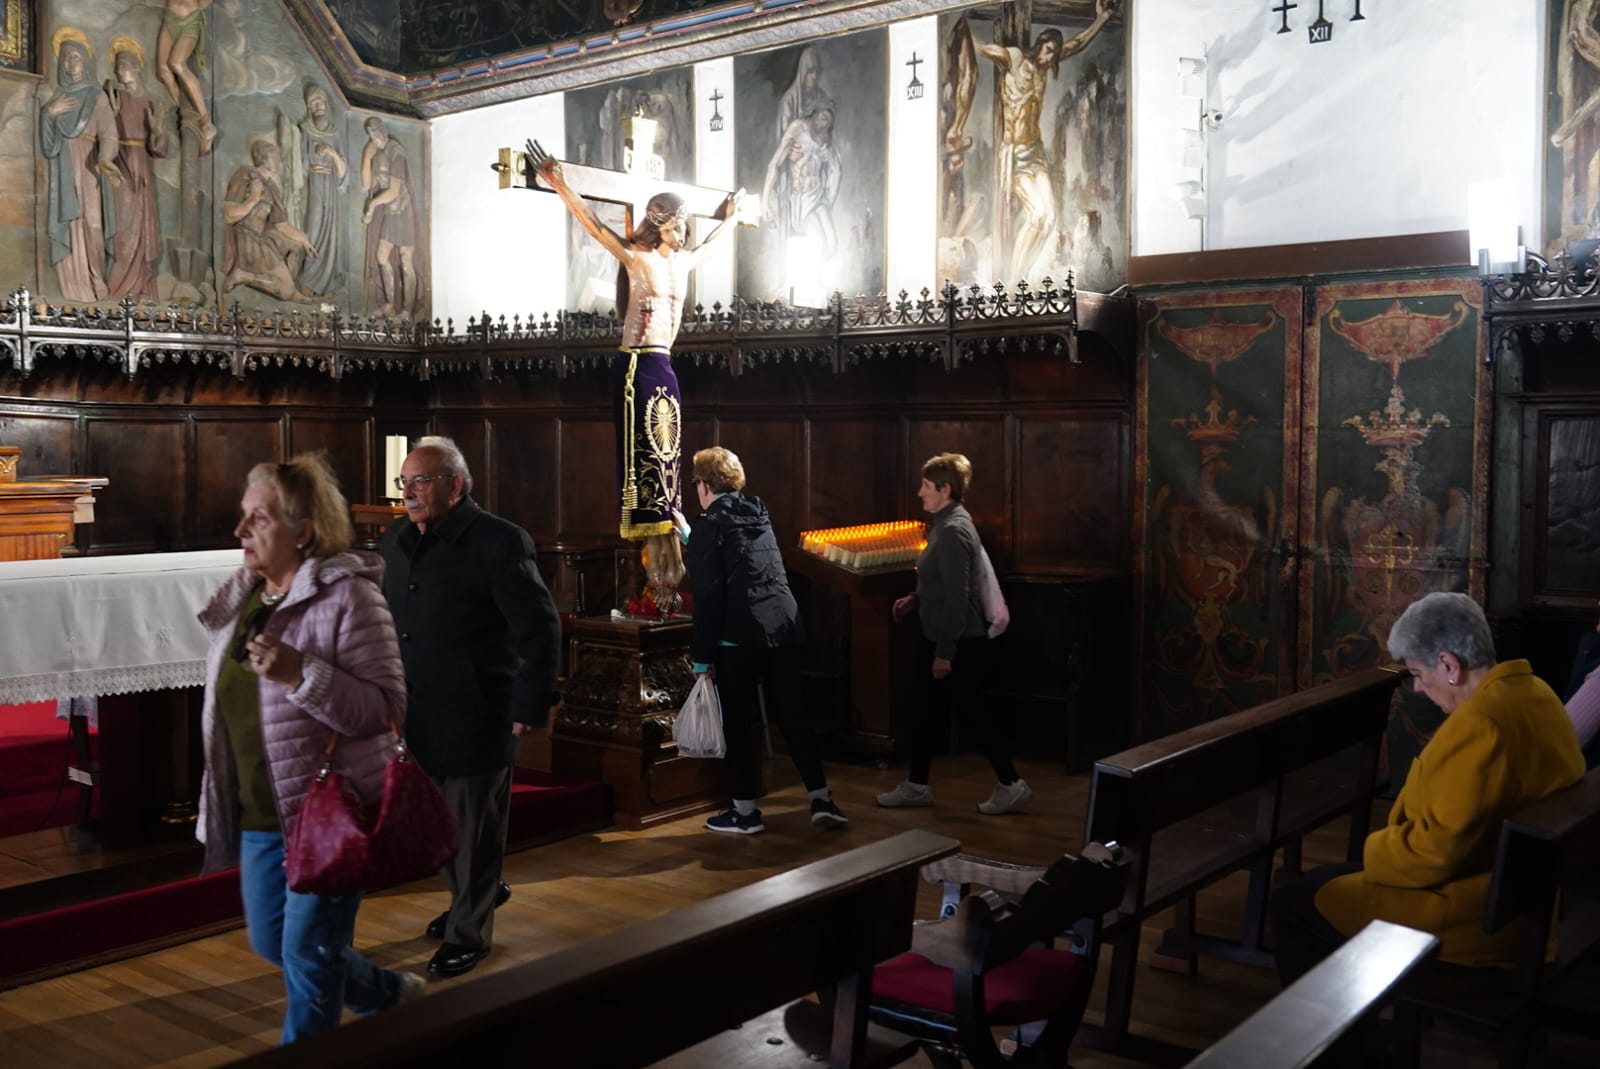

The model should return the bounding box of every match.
[552,616,732,829]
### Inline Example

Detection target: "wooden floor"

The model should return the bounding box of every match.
[0,753,1593,1068]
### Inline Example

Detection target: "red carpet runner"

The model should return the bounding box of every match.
[0,767,609,988]
[0,701,98,838]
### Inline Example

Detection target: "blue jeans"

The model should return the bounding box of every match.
[239,830,407,1044]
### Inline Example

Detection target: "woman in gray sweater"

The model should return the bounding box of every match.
[878,453,1030,814]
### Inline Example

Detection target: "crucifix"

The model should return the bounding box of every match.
[495,124,755,614]
[708,88,725,132]
[906,51,925,100]
[1272,0,1297,34]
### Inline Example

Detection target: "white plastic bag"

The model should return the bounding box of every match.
[976,546,1010,638]
[675,674,726,758]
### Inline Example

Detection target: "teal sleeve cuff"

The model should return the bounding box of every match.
[693,662,711,674]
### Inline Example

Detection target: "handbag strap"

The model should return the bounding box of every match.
[314,715,408,781]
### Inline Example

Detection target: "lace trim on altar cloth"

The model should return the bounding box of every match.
[0,660,208,706]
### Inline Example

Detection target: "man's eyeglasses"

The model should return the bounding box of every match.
[393,473,453,493]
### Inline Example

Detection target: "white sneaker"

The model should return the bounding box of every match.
[977,778,1032,815]
[395,970,427,1005]
[876,781,934,808]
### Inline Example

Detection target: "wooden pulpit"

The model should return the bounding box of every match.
[0,446,107,560]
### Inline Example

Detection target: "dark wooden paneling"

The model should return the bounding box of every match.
[713,419,805,548]
[483,415,559,539]
[1015,414,1127,571]
[550,418,616,543]
[427,416,487,510]
[907,417,1008,558]
[289,417,369,514]
[1128,230,1470,287]
[84,419,187,551]
[0,412,75,477]
[193,418,284,546]
[805,417,901,531]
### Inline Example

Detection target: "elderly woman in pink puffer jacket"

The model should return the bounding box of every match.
[197,453,422,1043]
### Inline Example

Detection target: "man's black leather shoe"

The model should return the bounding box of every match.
[428,942,489,978]
[424,880,513,939]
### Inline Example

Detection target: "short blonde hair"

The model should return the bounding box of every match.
[246,452,354,557]
[692,446,746,494]
[920,452,972,501]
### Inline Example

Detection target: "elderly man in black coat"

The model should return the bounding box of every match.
[382,436,560,978]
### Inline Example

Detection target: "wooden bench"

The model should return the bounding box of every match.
[1185,920,1439,1068]
[1084,667,1403,1041]
[1392,766,1600,1069]
[227,829,959,1069]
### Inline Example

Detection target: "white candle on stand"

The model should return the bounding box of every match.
[384,436,408,500]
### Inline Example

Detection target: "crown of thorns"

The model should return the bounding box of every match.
[645,201,689,227]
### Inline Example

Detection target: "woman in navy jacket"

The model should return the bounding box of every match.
[674,446,847,834]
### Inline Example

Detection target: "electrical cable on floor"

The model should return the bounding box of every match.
[31,717,77,834]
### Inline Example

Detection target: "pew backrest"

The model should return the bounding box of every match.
[227,829,960,1069]
[1184,920,1438,1068]
[1086,666,1401,919]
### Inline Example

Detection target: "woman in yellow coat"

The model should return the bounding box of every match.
[1270,592,1584,983]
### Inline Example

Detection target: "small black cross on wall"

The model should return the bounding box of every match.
[1273,0,1297,34]
[906,52,925,101]
[708,88,724,132]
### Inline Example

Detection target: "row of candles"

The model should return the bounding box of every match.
[799,520,926,570]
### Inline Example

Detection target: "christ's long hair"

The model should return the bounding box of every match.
[615,193,687,318]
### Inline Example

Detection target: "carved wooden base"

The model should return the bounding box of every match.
[553,615,739,829]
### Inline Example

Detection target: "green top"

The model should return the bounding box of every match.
[217,585,281,832]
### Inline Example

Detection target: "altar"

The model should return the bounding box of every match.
[0,550,243,830]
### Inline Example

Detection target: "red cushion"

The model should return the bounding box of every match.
[872,947,1092,1024]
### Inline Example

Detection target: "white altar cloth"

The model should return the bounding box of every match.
[0,550,244,705]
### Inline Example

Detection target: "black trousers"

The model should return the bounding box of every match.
[432,762,513,951]
[716,644,827,803]
[908,636,1017,787]
[1268,861,1363,986]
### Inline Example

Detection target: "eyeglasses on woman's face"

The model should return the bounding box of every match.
[393,473,452,493]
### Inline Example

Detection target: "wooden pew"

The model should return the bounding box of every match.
[1392,766,1600,1068]
[227,829,959,1069]
[1085,667,1403,1042]
[1185,920,1439,1068]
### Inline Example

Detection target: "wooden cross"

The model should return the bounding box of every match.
[708,88,724,133]
[906,52,923,83]
[1272,0,1297,34]
[494,141,747,237]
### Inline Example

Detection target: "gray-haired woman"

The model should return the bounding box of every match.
[1269,592,1584,986]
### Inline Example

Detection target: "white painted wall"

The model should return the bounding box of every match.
[429,95,568,327]
[887,17,940,300]
[694,58,737,312]
[432,1,1550,307]
[1133,0,1545,256]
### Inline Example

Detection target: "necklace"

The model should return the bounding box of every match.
[261,590,287,606]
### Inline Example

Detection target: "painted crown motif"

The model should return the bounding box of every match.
[1173,386,1256,443]
[1342,384,1450,448]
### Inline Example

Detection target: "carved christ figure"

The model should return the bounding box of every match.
[157,0,217,155]
[527,139,743,610]
[975,0,1117,284]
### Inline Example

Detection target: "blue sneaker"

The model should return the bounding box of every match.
[705,808,764,835]
[810,798,849,828]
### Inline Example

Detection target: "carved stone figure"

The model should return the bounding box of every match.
[105,38,173,302]
[221,138,317,302]
[40,30,120,304]
[157,0,216,155]
[292,84,347,299]
[361,117,418,317]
